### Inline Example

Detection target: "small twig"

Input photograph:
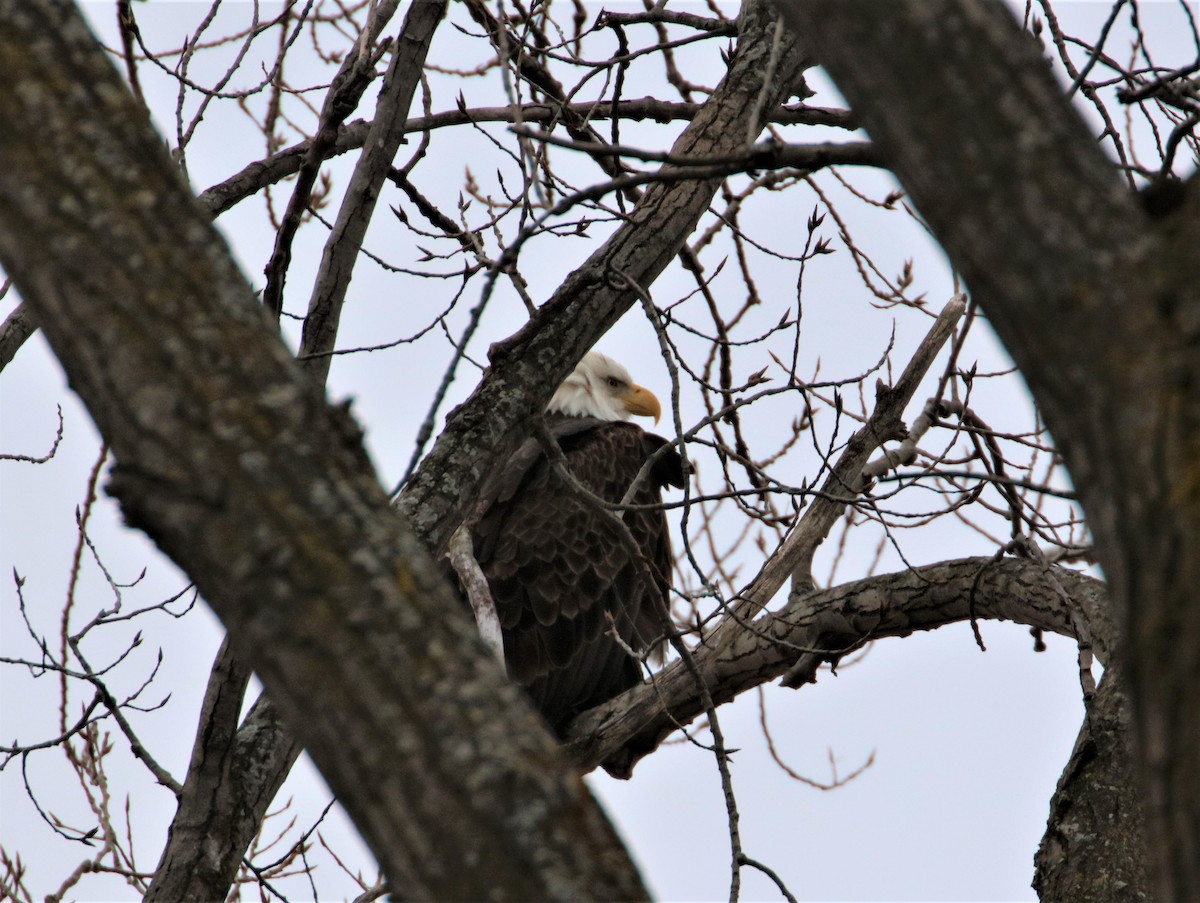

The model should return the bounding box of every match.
[0,405,63,463]
[738,855,799,903]
[68,641,182,795]
[260,1,400,321]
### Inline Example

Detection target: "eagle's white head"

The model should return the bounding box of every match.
[547,352,662,423]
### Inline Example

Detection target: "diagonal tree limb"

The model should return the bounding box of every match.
[0,300,36,372]
[148,3,446,896]
[396,0,809,556]
[0,2,648,898]
[708,294,966,645]
[146,2,808,896]
[156,0,447,882]
[143,638,304,903]
[260,0,402,322]
[297,0,448,387]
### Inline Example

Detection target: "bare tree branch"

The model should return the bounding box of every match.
[396,0,809,556]
[0,300,35,372]
[143,639,286,902]
[569,556,1111,777]
[260,0,402,321]
[298,0,448,385]
[197,101,856,217]
[714,294,966,641]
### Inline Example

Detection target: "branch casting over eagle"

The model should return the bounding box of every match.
[470,353,685,735]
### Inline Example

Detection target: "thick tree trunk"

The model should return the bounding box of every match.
[774,1,1200,896]
[0,3,646,899]
[145,1,445,894]
[140,0,810,896]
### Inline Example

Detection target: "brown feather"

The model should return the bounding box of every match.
[474,414,683,735]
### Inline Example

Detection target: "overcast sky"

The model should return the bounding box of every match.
[2,2,1194,900]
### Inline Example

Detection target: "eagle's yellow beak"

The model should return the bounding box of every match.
[622,384,662,423]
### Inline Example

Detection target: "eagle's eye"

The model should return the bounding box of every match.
[607,377,622,389]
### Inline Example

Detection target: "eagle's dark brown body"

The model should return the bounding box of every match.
[474,414,684,734]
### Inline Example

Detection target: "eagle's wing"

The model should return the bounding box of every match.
[475,419,682,734]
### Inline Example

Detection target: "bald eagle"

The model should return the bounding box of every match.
[473,353,685,735]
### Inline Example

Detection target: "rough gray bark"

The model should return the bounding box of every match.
[144,640,302,903]
[148,6,447,893]
[773,1,1200,896]
[0,2,647,899]
[1034,665,1150,901]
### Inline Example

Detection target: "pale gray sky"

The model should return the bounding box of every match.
[3,2,1192,900]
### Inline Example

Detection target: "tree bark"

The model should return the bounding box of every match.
[144,5,444,891]
[773,1,1200,896]
[0,3,646,899]
[144,640,303,903]
[0,302,36,371]
[1034,665,1150,901]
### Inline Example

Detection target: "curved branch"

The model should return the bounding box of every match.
[568,556,1112,777]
